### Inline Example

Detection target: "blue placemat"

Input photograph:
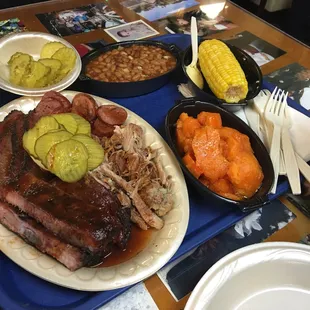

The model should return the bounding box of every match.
[0,34,309,310]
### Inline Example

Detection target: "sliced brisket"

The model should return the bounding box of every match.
[4,171,127,253]
[53,175,131,249]
[0,201,104,271]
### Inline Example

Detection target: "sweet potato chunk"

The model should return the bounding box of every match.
[182,116,201,138]
[183,153,203,179]
[176,119,185,153]
[227,152,264,198]
[209,178,241,200]
[219,127,253,161]
[176,113,200,154]
[179,112,189,122]
[176,118,192,153]
[220,139,228,158]
[209,178,233,194]
[197,112,222,128]
[192,127,229,182]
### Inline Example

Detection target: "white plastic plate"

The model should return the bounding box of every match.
[0,91,189,291]
[0,32,81,96]
[185,242,310,310]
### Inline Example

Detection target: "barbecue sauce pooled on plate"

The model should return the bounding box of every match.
[98,226,153,267]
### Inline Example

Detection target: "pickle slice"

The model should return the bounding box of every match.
[9,53,33,85]
[8,52,26,65]
[35,129,73,166]
[52,47,76,75]
[22,128,39,158]
[71,113,91,136]
[40,42,66,59]
[35,115,60,137]
[20,61,50,88]
[46,140,88,183]
[53,113,78,135]
[39,58,62,85]
[71,134,104,170]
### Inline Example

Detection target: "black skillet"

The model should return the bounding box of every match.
[78,40,182,98]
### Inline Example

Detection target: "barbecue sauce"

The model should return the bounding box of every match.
[98,226,153,267]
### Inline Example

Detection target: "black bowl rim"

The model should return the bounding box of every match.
[181,39,263,106]
[80,39,181,85]
[165,98,274,211]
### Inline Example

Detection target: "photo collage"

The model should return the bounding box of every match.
[36,3,127,37]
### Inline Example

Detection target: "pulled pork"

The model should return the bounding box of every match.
[90,123,173,230]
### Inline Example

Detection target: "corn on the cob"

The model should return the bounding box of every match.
[198,39,248,103]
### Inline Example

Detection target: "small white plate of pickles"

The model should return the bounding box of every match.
[0,32,81,96]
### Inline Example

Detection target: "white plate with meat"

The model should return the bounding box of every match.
[0,90,189,291]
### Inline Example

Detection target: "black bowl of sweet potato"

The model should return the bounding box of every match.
[165,98,274,212]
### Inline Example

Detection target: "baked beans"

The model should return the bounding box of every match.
[85,45,177,83]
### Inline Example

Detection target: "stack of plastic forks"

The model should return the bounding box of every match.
[244,87,310,194]
[264,88,300,194]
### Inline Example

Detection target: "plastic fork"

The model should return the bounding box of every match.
[264,88,286,194]
[253,89,272,145]
[281,95,301,194]
[253,89,286,175]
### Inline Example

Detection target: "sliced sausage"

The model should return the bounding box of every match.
[33,98,65,116]
[72,93,97,122]
[30,98,65,125]
[40,91,71,112]
[92,118,115,137]
[97,105,127,126]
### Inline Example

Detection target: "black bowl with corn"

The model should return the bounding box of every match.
[182,39,262,112]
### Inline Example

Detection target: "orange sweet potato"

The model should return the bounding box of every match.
[183,153,203,179]
[220,139,228,158]
[209,178,232,193]
[175,112,264,201]
[182,116,201,138]
[222,193,242,201]
[207,178,241,200]
[199,176,210,187]
[197,112,222,128]
[176,118,186,153]
[179,112,189,122]
[192,127,229,182]
[219,127,253,161]
[176,114,194,154]
[227,152,264,198]
[176,113,201,154]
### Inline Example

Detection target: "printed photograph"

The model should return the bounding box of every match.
[224,31,286,67]
[0,18,27,38]
[157,9,237,37]
[36,3,126,37]
[120,0,199,22]
[157,199,295,301]
[265,62,310,109]
[105,20,159,42]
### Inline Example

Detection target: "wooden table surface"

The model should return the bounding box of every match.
[1,1,310,309]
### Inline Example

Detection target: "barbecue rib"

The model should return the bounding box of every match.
[0,105,131,270]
